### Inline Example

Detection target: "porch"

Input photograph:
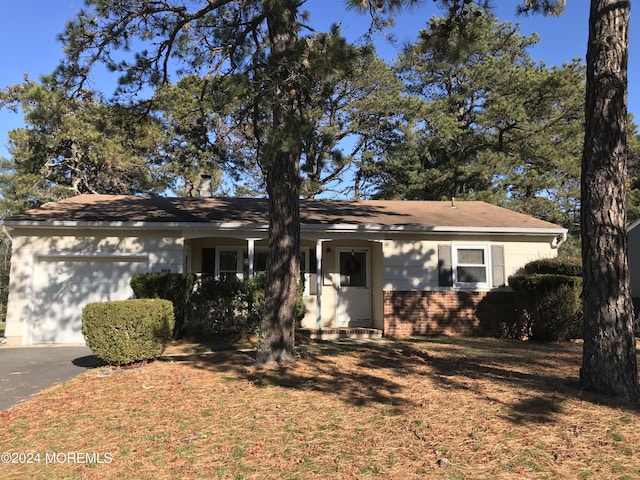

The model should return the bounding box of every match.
[185,235,385,332]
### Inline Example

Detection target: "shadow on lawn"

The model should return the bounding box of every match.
[165,345,411,408]
[162,337,639,422]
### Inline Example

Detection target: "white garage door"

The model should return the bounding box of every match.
[31,256,149,344]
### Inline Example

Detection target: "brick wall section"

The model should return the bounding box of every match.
[383,290,516,338]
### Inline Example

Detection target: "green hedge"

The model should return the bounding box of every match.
[189,275,263,338]
[509,274,582,292]
[82,299,174,365]
[188,274,305,338]
[523,257,582,277]
[509,268,582,341]
[130,273,195,337]
[131,273,307,340]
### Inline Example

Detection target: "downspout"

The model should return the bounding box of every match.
[1,223,13,244]
[315,239,329,331]
[552,231,568,250]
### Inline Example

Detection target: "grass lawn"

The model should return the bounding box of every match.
[1,337,639,479]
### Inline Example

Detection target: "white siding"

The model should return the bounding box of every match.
[382,239,439,291]
[381,235,559,292]
[4,229,184,345]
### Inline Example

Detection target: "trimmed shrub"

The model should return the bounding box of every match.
[129,272,308,340]
[532,283,582,340]
[509,274,582,292]
[186,274,306,339]
[509,273,582,341]
[130,273,195,337]
[523,257,582,277]
[189,276,249,337]
[82,299,174,365]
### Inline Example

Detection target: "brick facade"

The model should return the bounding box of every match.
[383,290,516,338]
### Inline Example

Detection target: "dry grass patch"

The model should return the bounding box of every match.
[1,337,640,479]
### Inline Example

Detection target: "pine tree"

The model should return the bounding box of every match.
[0,75,165,215]
[368,7,584,232]
[578,0,639,399]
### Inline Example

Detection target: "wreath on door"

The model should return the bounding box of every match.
[344,255,360,275]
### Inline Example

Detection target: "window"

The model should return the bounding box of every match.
[216,249,249,280]
[453,245,490,287]
[218,249,239,280]
[201,247,315,286]
[253,248,316,280]
[300,249,318,295]
[299,249,318,274]
[339,251,367,287]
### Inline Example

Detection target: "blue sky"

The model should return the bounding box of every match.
[0,1,638,161]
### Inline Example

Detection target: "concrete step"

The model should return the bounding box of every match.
[297,328,383,341]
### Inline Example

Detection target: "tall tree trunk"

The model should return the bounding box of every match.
[256,1,301,365]
[580,0,639,399]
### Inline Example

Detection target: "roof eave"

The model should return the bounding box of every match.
[627,218,640,232]
[2,220,271,231]
[2,219,567,236]
[310,223,566,235]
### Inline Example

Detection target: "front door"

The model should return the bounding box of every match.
[336,249,372,327]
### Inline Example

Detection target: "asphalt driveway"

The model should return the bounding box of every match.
[0,345,99,410]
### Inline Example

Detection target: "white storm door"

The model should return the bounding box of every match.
[336,249,372,328]
[32,257,148,344]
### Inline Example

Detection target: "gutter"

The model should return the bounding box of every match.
[2,220,568,237]
[306,223,568,236]
[2,220,271,232]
